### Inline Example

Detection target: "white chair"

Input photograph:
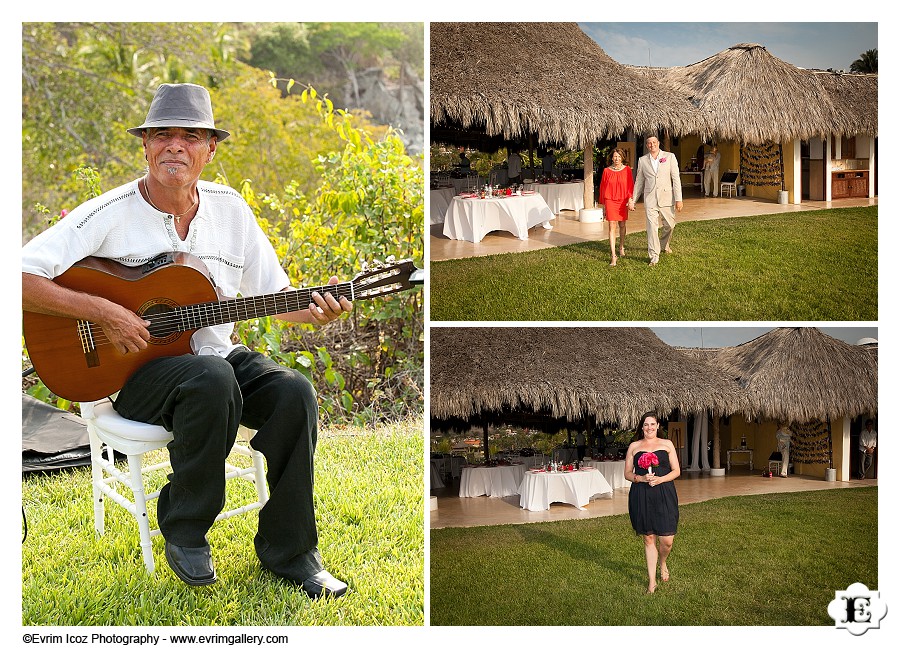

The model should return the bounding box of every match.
[767,451,792,475]
[80,399,268,573]
[449,455,468,480]
[720,170,739,197]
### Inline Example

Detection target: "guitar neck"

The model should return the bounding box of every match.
[176,282,354,330]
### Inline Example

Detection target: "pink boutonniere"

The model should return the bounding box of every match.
[659,157,667,163]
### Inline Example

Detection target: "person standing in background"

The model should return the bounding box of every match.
[703,145,721,197]
[859,419,877,479]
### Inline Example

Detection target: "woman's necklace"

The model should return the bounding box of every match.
[142,176,197,223]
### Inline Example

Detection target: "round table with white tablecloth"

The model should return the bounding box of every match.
[443,194,554,243]
[518,468,613,511]
[582,460,630,490]
[524,181,585,214]
[430,187,456,225]
[459,464,528,498]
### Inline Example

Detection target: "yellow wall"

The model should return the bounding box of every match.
[745,185,779,201]
[673,137,739,174]
[720,415,847,479]
[784,139,798,202]
[673,137,799,202]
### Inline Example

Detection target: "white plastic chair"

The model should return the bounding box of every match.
[720,170,738,197]
[80,399,268,573]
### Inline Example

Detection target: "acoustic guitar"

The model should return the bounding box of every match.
[23,251,423,402]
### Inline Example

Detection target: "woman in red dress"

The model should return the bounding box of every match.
[598,148,635,266]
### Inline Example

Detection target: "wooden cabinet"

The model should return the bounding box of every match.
[849,176,868,196]
[832,175,849,198]
[832,170,868,199]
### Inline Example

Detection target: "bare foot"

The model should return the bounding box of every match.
[619,248,626,257]
[664,246,672,254]
[610,256,617,267]
[661,565,670,582]
[647,582,657,594]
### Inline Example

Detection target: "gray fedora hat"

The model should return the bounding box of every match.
[127,83,230,141]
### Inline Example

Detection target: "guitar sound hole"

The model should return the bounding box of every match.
[140,300,182,345]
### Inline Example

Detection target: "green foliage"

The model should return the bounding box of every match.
[468,149,507,178]
[850,48,877,73]
[244,23,319,81]
[241,23,424,108]
[209,66,383,198]
[430,143,461,171]
[238,84,424,425]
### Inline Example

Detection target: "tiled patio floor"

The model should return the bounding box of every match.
[430,468,876,529]
[429,194,877,262]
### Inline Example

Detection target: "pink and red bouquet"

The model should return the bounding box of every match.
[638,452,659,475]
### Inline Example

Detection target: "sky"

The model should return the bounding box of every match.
[651,326,878,348]
[578,22,878,71]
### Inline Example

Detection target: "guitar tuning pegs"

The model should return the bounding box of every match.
[385,254,396,264]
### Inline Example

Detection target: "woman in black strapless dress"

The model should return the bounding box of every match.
[625,411,681,594]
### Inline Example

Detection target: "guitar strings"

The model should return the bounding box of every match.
[79,284,358,347]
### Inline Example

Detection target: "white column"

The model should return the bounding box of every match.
[792,139,802,204]
[687,412,709,471]
[825,136,833,201]
[686,414,702,471]
[838,417,851,482]
[700,414,710,471]
[868,137,876,198]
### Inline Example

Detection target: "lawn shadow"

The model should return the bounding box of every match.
[511,519,645,585]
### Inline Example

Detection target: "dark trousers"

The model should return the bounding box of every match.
[114,348,324,580]
[859,451,875,478]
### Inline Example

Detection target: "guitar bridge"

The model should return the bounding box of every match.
[77,319,100,367]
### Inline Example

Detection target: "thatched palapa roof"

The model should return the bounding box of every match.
[681,328,878,423]
[634,43,860,144]
[430,22,706,150]
[430,327,744,430]
[811,69,878,138]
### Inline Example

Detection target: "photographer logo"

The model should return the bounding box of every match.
[828,582,887,635]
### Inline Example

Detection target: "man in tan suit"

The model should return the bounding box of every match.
[628,135,683,266]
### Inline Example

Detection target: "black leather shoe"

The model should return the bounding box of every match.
[300,569,348,599]
[165,542,217,586]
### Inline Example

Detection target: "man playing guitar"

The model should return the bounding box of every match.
[22,83,352,597]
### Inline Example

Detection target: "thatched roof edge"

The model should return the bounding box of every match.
[430,327,746,429]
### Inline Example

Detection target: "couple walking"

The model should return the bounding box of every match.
[599,135,683,267]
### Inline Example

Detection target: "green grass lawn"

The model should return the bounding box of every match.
[430,207,877,321]
[22,417,424,626]
[430,487,877,626]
